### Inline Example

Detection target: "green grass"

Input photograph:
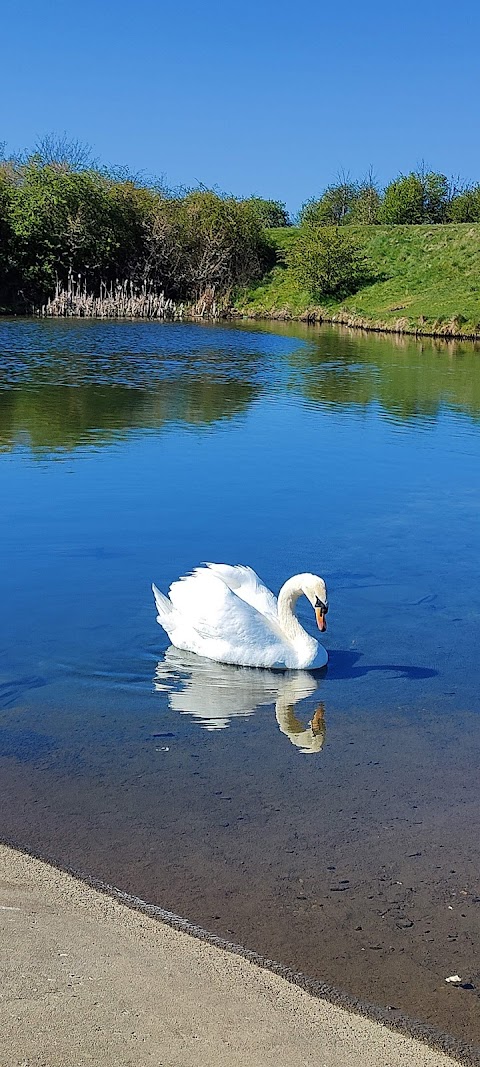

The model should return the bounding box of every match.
[234,224,480,336]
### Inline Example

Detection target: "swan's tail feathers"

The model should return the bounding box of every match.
[152,583,175,631]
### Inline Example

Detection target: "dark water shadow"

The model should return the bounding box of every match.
[328,649,438,681]
[0,675,48,710]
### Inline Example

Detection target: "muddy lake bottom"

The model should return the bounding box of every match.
[1,318,480,1053]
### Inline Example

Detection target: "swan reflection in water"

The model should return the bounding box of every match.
[154,647,326,754]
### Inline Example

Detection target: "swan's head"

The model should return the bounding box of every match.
[302,575,328,632]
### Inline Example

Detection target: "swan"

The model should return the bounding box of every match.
[152,563,328,669]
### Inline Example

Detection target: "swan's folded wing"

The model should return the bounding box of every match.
[168,568,287,666]
[205,563,278,621]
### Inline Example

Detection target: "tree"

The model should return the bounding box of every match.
[379,173,425,224]
[0,167,16,309]
[349,171,382,224]
[379,170,450,224]
[286,225,369,299]
[448,184,480,222]
[33,133,93,171]
[421,171,450,222]
[145,191,273,300]
[299,179,358,226]
[240,197,290,228]
[8,159,151,304]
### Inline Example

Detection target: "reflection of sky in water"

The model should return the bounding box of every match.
[0,317,480,764]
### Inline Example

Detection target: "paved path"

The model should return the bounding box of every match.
[0,844,463,1067]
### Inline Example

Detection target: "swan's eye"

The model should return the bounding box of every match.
[315,597,328,614]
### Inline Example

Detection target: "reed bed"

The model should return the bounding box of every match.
[39,277,183,319]
[38,277,222,320]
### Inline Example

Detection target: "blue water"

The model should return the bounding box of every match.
[1,318,480,1041]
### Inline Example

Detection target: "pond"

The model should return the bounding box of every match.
[1,318,480,1050]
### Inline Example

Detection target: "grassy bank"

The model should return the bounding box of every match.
[234,224,480,338]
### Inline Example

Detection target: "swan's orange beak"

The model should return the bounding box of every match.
[315,607,327,632]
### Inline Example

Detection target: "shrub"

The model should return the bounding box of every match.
[379,171,450,224]
[348,179,382,224]
[448,185,480,222]
[8,160,151,303]
[145,191,273,300]
[299,181,358,227]
[0,167,16,308]
[240,197,290,228]
[286,225,369,299]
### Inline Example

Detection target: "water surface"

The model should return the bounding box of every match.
[1,319,480,1049]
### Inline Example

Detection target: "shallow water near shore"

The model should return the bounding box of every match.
[1,318,480,1050]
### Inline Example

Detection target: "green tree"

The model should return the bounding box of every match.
[448,184,480,222]
[299,180,358,226]
[421,171,450,222]
[8,159,150,305]
[145,190,273,300]
[286,225,369,299]
[379,171,450,224]
[240,197,290,228]
[349,173,382,224]
[0,167,16,310]
[380,173,425,224]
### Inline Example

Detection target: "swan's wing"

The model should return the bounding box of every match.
[167,568,287,666]
[205,563,278,621]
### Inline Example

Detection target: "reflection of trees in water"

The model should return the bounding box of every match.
[288,325,480,423]
[0,387,142,453]
[0,377,257,453]
[2,322,480,454]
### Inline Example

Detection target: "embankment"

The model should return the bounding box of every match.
[233,224,480,340]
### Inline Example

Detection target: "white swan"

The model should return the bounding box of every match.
[152,563,328,669]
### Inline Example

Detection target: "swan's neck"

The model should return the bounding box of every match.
[277,576,313,645]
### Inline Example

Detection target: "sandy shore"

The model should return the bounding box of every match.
[0,844,467,1067]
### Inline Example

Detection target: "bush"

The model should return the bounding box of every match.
[286,225,369,299]
[240,197,290,228]
[448,185,480,222]
[8,160,151,303]
[0,155,273,308]
[299,181,358,227]
[0,168,16,309]
[348,180,382,224]
[379,171,450,224]
[145,190,273,300]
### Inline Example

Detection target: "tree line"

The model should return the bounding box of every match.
[1,137,480,313]
[299,168,480,226]
[0,138,285,312]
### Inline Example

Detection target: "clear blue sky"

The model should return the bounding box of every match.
[2,0,479,213]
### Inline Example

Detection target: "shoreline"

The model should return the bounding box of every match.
[3,307,480,342]
[229,307,480,342]
[2,695,480,1054]
[0,841,475,1067]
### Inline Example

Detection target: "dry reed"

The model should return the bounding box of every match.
[38,276,222,321]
